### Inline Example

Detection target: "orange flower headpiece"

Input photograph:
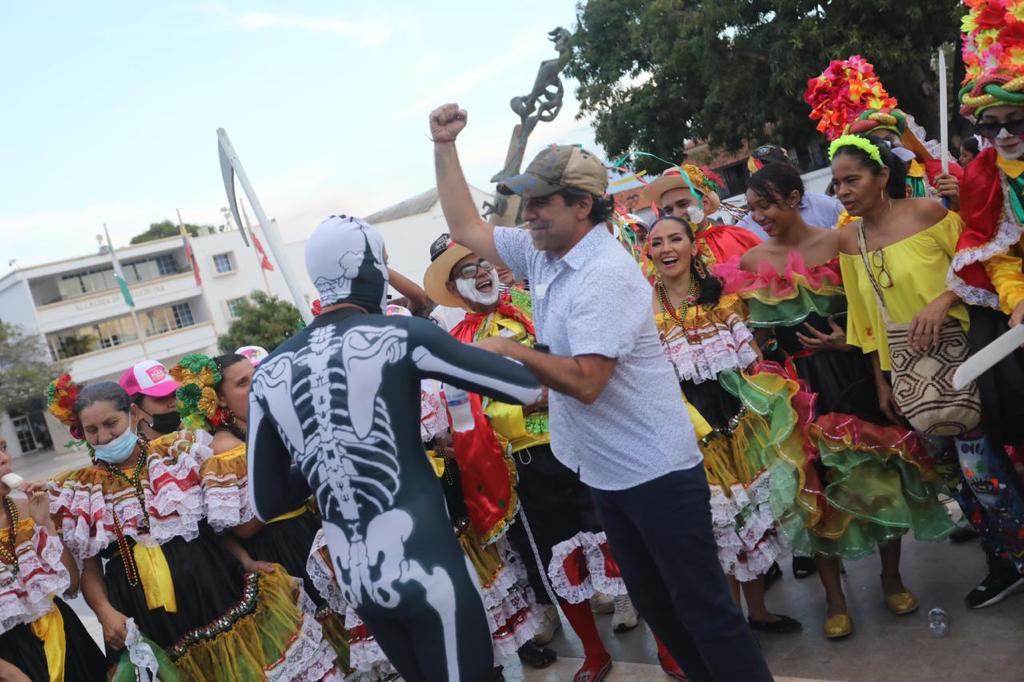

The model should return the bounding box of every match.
[960,0,1024,117]
[171,354,224,431]
[804,55,898,140]
[47,373,84,440]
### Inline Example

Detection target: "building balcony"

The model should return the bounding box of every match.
[65,321,218,383]
[34,273,201,333]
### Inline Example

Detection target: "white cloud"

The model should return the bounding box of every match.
[232,11,414,47]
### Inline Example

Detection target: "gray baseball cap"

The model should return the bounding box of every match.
[497,145,608,198]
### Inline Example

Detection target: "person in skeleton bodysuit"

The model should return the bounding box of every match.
[247,215,543,682]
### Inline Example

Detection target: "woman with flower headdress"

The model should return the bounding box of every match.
[717,158,955,640]
[804,55,962,209]
[46,374,342,680]
[171,352,351,670]
[0,382,107,681]
[949,0,1024,609]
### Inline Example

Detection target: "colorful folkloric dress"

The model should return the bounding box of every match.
[654,292,798,581]
[0,511,106,681]
[199,442,350,669]
[49,430,340,681]
[717,253,954,558]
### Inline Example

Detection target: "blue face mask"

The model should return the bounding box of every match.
[93,420,139,464]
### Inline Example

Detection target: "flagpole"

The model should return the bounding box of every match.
[217,128,312,322]
[103,224,150,359]
[238,202,273,294]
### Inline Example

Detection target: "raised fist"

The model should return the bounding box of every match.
[429,103,468,143]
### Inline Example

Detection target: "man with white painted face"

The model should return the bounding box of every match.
[430,102,773,682]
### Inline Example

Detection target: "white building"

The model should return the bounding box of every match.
[0,226,306,458]
[0,185,494,459]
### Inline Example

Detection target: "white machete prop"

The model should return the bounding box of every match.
[953,324,1024,389]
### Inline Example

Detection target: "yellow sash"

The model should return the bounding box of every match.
[268,506,308,524]
[28,604,65,682]
[134,543,177,613]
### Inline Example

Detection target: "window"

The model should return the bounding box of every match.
[172,302,195,327]
[155,254,178,276]
[226,297,247,318]
[213,253,234,274]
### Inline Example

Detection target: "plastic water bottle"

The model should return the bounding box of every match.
[928,607,948,637]
[443,385,475,433]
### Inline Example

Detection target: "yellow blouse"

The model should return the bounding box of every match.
[983,241,1024,315]
[839,211,970,370]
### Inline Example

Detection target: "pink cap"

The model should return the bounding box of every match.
[119,360,179,398]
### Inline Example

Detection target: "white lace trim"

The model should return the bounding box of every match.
[479,539,539,663]
[948,180,1023,310]
[0,526,71,634]
[50,432,210,564]
[266,587,342,682]
[662,314,759,384]
[708,472,786,582]
[124,618,161,681]
[345,607,397,677]
[203,483,254,534]
[305,530,349,615]
[547,531,626,604]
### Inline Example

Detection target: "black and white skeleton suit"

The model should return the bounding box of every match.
[247,216,542,682]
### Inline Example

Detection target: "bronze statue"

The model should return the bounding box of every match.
[483,27,573,223]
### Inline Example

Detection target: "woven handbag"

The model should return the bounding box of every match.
[857,224,981,437]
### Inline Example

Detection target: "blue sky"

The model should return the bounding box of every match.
[0,1,598,270]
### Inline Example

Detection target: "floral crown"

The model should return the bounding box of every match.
[681,164,722,196]
[828,135,884,166]
[805,56,898,141]
[960,0,1024,117]
[47,373,84,440]
[171,354,223,431]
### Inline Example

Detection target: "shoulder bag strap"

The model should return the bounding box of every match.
[856,221,894,326]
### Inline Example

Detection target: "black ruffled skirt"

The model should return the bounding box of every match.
[103,521,245,663]
[0,598,106,681]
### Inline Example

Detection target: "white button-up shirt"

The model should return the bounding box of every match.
[494,223,702,491]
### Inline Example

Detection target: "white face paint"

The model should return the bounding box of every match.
[686,204,705,225]
[995,127,1024,161]
[455,270,500,305]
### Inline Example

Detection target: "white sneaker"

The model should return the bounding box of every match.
[611,594,639,633]
[590,592,615,615]
[532,604,562,645]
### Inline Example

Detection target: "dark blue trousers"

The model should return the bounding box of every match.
[591,466,774,682]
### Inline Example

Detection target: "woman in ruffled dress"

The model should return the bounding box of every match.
[46,376,341,680]
[0,437,106,681]
[171,352,350,670]
[647,214,802,636]
[717,161,954,639]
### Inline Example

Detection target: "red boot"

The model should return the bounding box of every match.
[573,653,612,682]
[656,636,689,681]
[559,599,613,682]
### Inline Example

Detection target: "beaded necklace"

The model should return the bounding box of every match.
[103,442,149,587]
[0,497,19,577]
[656,278,699,342]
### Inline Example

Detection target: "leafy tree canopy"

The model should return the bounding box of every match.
[217,291,302,354]
[0,322,62,414]
[130,220,207,245]
[568,0,964,171]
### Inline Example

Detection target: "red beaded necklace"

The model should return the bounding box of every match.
[656,279,700,341]
[102,442,149,587]
[0,497,19,577]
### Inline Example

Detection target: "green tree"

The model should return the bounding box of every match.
[0,322,63,414]
[217,292,303,354]
[130,220,208,245]
[568,0,964,170]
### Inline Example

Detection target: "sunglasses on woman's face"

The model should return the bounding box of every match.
[975,119,1024,140]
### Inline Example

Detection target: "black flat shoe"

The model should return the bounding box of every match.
[950,526,980,544]
[517,641,558,669]
[748,614,803,634]
[792,555,817,579]
[764,561,783,590]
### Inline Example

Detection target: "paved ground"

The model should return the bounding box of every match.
[17,448,1024,681]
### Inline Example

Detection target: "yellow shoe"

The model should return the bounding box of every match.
[885,590,918,616]
[823,612,853,639]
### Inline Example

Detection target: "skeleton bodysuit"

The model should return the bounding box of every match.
[247,216,542,682]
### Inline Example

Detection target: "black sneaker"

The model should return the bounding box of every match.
[965,558,1024,609]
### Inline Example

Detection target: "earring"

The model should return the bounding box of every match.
[694,257,708,279]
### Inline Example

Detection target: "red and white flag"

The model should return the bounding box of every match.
[250,228,275,271]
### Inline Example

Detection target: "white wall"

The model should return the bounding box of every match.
[0,277,40,331]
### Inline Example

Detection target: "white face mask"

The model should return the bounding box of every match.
[890,146,916,163]
[455,271,500,306]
